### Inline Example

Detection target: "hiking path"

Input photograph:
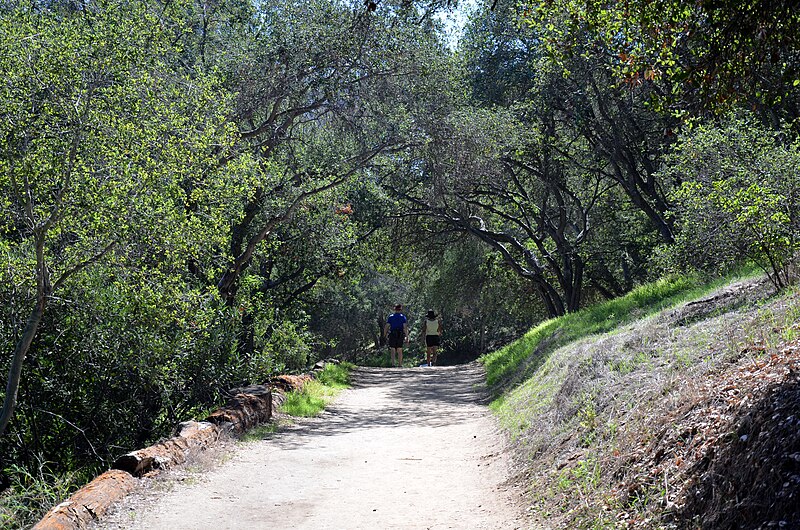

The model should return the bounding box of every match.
[96,364,527,530]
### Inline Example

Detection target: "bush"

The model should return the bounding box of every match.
[660,114,800,289]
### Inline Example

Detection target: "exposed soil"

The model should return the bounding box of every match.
[617,338,800,529]
[498,276,800,529]
[95,364,527,530]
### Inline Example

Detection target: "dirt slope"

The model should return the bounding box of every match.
[96,364,526,530]
[497,277,800,528]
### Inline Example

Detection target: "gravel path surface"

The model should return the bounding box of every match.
[98,364,526,529]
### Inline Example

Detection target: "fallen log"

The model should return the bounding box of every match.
[32,470,136,530]
[112,421,221,477]
[272,373,313,392]
[205,390,272,433]
[271,389,287,414]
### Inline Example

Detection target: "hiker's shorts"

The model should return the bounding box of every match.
[388,329,405,348]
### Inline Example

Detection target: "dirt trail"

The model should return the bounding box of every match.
[98,364,526,530]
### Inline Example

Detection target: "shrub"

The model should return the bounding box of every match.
[660,114,800,289]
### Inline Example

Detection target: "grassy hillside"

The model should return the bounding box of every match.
[484,271,800,529]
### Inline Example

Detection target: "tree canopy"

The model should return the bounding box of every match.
[3,1,800,525]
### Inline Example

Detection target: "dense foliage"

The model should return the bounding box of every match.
[661,115,800,288]
[0,1,454,523]
[2,0,800,525]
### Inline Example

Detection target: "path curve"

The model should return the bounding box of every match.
[99,364,524,529]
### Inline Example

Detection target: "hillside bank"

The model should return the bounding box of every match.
[494,275,800,528]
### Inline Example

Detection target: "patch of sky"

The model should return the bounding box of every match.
[435,0,479,49]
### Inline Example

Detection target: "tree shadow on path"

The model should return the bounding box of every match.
[270,363,495,449]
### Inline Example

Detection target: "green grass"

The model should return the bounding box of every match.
[481,269,760,389]
[315,361,355,388]
[280,381,335,417]
[485,266,779,529]
[0,464,95,530]
[279,362,355,417]
[239,423,279,442]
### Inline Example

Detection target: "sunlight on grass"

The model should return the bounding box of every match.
[279,362,355,417]
[280,381,333,417]
[481,268,760,388]
[315,361,354,388]
[485,265,787,529]
[484,266,766,442]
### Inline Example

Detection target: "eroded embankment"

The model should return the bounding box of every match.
[498,278,800,528]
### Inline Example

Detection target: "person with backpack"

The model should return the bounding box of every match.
[384,303,409,367]
[421,309,442,366]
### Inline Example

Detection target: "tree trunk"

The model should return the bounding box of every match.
[237,309,255,358]
[566,256,584,313]
[479,312,486,354]
[536,282,565,318]
[0,297,46,437]
[376,313,386,347]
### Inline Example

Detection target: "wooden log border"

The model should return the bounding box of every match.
[32,366,326,529]
[31,470,137,530]
[112,421,222,477]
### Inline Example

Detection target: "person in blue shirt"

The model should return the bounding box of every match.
[384,303,409,367]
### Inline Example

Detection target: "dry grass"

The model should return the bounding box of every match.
[495,276,800,528]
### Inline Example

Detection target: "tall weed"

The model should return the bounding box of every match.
[0,463,93,530]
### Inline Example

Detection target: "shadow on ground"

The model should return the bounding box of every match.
[270,364,493,448]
